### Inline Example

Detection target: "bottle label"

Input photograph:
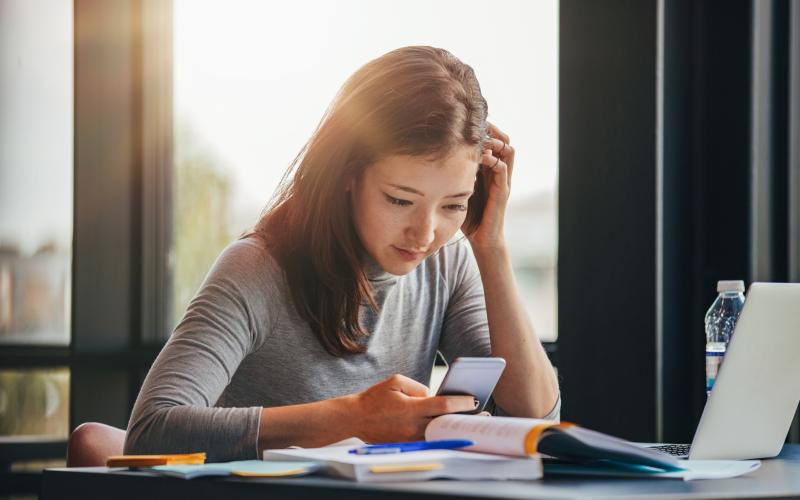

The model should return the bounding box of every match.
[706,351,724,393]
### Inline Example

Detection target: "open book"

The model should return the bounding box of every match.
[425,415,760,480]
[426,414,681,469]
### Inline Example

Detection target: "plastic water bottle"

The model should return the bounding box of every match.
[705,280,746,396]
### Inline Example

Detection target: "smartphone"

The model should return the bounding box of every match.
[435,357,506,414]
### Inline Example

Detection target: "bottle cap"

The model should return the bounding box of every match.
[717,280,745,293]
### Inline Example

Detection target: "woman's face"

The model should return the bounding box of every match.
[352,145,480,276]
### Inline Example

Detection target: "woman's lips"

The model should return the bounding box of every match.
[393,246,423,261]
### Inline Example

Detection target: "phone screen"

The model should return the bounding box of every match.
[435,357,506,414]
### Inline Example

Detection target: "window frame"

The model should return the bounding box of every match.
[0,2,171,489]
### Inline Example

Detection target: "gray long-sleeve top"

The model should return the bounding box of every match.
[124,235,560,461]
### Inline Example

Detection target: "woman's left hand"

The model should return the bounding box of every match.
[467,122,514,250]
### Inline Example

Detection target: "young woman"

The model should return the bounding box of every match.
[125,46,560,462]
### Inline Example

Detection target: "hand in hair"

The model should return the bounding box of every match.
[349,374,477,443]
[468,122,515,251]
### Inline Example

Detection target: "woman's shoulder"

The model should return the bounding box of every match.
[207,234,287,292]
[216,233,278,266]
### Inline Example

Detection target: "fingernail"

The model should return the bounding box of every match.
[473,398,480,409]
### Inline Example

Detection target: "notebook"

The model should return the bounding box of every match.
[106,452,206,467]
[151,460,320,479]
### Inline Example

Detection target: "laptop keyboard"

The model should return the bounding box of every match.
[649,443,691,457]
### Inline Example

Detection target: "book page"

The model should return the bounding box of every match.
[425,414,556,457]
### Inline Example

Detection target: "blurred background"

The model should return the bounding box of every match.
[1,0,799,497]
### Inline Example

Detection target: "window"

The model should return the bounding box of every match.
[0,368,69,438]
[171,0,558,341]
[0,0,72,442]
[0,0,72,347]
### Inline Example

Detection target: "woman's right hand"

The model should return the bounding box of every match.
[348,374,477,444]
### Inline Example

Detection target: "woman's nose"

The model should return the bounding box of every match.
[406,212,436,250]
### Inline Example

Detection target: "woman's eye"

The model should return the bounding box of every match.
[445,204,468,212]
[385,194,412,206]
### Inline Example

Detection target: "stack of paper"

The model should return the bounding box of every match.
[263,445,542,482]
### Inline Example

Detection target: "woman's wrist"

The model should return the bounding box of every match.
[257,394,362,451]
[470,241,510,270]
[333,393,362,440]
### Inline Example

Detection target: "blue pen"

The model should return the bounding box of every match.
[348,439,474,455]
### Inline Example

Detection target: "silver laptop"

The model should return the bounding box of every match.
[650,282,800,460]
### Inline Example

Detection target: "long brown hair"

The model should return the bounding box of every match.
[252,46,490,356]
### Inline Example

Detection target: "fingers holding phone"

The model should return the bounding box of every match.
[435,357,506,414]
[351,374,476,443]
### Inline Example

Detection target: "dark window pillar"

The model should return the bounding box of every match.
[559,0,658,441]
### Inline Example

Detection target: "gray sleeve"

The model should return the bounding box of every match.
[437,238,492,363]
[124,238,277,462]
